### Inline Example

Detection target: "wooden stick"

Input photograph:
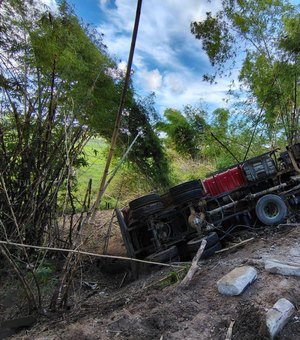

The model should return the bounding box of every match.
[215,238,254,254]
[179,239,207,288]
[0,239,184,268]
[119,272,127,289]
[225,320,235,340]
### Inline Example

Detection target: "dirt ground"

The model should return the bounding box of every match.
[79,209,127,256]
[7,218,300,340]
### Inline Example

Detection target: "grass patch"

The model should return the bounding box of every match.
[167,149,216,185]
[74,138,148,210]
[73,139,217,211]
[75,138,121,209]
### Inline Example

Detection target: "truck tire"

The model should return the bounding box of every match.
[173,189,204,204]
[255,194,287,226]
[129,193,161,210]
[169,180,202,196]
[189,241,222,260]
[131,202,164,219]
[187,232,219,254]
[146,246,178,263]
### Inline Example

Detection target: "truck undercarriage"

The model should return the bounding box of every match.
[116,143,300,265]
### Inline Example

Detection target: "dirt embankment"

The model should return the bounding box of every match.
[11,223,300,340]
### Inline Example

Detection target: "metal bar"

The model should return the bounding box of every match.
[249,183,287,198]
[208,183,287,216]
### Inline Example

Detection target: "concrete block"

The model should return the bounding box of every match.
[217,266,257,296]
[266,298,295,339]
[265,259,300,276]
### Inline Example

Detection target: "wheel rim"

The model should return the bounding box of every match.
[263,202,279,219]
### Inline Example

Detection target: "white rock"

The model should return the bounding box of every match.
[289,247,300,257]
[266,298,295,339]
[265,259,300,276]
[217,266,257,296]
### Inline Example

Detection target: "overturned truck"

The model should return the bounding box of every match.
[116,143,300,263]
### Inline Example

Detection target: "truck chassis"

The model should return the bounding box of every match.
[116,143,300,264]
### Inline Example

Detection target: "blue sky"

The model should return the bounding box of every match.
[41,0,300,116]
[43,0,235,115]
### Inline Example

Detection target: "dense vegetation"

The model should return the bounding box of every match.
[0,0,169,245]
[0,0,169,311]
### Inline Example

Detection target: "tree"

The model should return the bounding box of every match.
[278,14,300,142]
[191,0,299,144]
[202,108,232,168]
[0,0,171,249]
[124,95,171,189]
[0,0,121,246]
[201,108,270,169]
[0,0,171,312]
[156,106,206,160]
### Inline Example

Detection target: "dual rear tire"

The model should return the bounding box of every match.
[146,246,179,263]
[169,180,204,205]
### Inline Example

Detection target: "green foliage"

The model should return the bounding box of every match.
[0,0,170,246]
[159,270,180,288]
[30,1,119,132]
[200,108,271,169]
[167,148,215,185]
[35,265,53,285]
[191,12,234,70]
[120,95,171,189]
[156,106,206,160]
[191,0,300,144]
[280,14,300,53]
[0,0,123,244]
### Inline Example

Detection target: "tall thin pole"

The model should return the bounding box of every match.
[92,0,143,218]
[101,131,142,195]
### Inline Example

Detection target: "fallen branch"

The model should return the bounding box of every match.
[0,239,184,268]
[225,320,235,340]
[215,238,254,254]
[179,239,207,288]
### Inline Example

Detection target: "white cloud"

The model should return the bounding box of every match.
[38,0,58,12]
[97,0,232,113]
[100,0,109,6]
[118,60,127,73]
[140,69,162,91]
[163,73,185,95]
[154,71,233,113]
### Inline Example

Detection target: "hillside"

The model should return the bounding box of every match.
[11,223,300,340]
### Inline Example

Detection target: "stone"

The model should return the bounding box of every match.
[266,298,295,339]
[217,266,257,296]
[265,259,300,276]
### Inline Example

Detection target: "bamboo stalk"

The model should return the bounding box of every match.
[0,240,184,268]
